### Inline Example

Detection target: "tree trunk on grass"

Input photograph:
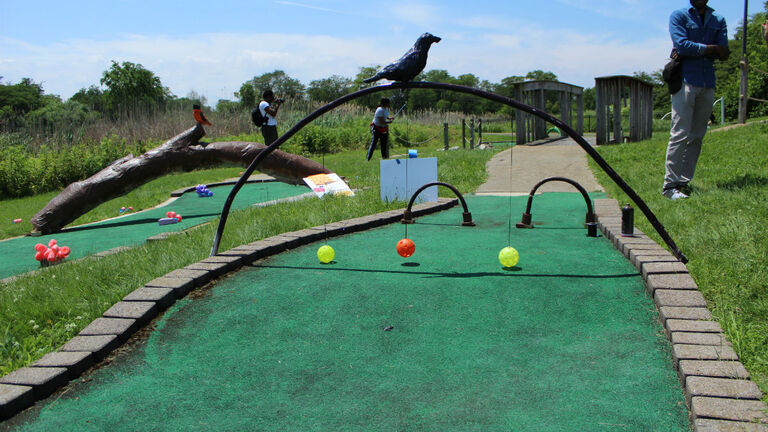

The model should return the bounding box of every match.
[30,124,332,234]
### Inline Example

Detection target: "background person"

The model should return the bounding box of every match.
[663,0,729,200]
[259,90,283,145]
[367,98,393,161]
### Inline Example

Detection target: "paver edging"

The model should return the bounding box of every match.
[593,198,768,429]
[0,198,458,422]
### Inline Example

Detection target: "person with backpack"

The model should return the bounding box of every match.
[663,0,729,200]
[256,90,283,145]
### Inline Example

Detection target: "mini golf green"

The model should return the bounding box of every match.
[4,194,690,431]
[0,182,309,280]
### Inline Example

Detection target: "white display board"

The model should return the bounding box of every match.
[380,157,438,204]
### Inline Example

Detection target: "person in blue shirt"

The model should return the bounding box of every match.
[664,0,729,200]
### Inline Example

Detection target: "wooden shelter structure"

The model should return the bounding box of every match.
[514,80,584,145]
[595,75,654,145]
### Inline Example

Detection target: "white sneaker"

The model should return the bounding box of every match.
[664,189,688,200]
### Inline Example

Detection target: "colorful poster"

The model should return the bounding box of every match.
[303,173,354,198]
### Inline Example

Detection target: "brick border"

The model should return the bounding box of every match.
[594,198,768,431]
[0,198,458,422]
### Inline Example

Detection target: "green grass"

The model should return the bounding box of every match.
[0,143,501,376]
[588,122,768,399]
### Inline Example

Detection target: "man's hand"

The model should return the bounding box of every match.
[704,44,730,60]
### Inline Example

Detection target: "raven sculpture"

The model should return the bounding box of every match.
[363,33,441,83]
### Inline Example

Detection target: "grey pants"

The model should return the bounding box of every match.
[664,83,715,193]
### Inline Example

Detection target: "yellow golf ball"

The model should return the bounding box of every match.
[317,245,335,263]
[498,246,519,268]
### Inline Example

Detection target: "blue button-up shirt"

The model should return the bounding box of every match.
[669,6,728,89]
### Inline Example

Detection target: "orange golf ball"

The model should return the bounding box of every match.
[396,238,415,258]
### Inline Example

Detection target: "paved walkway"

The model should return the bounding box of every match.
[475,137,603,195]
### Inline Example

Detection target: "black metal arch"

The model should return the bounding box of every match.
[210,81,687,263]
[401,181,475,226]
[516,176,596,229]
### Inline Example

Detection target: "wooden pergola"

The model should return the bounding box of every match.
[513,80,584,145]
[595,75,654,145]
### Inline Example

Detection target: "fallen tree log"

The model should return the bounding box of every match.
[30,124,332,234]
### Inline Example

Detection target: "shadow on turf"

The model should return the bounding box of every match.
[251,264,638,279]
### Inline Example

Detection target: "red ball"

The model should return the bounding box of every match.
[396,238,415,258]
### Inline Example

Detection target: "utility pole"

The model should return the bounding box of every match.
[739,0,749,123]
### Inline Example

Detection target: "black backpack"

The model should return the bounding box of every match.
[251,104,267,127]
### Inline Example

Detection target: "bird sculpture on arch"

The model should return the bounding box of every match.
[363,32,441,83]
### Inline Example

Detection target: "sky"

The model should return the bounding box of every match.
[0,0,764,104]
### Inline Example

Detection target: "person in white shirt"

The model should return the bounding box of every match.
[366,98,393,161]
[259,90,283,145]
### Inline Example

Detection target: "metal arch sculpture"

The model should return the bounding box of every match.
[515,176,596,231]
[210,81,688,263]
[400,181,475,226]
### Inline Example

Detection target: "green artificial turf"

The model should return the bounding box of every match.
[5,194,689,431]
[0,182,308,280]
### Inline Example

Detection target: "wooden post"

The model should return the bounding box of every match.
[612,81,623,143]
[576,93,584,136]
[462,119,466,149]
[478,118,483,145]
[469,118,475,149]
[595,80,606,145]
[443,122,449,150]
[629,81,638,142]
[535,89,547,140]
[739,57,748,124]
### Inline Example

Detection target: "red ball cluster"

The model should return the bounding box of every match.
[34,239,71,264]
[166,211,182,221]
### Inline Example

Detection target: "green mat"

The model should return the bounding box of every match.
[4,194,690,431]
[0,182,309,280]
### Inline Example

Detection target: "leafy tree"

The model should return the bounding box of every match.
[235,82,257,110]
[0,78,44,128]
[351,66,384,109]
[100,61,172,117]
[713,9,768,120]
[25,96,98,132]
[583,87,596,111]
[215,99,240,113]
[525,70,558,81]
[0,78,44,114]
[307,75,353,103]
[70,85,105,113]
[247,70,305,100]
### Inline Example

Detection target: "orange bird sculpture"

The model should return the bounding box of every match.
[193,104,212,126]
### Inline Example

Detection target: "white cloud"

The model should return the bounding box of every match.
[0,33,386,102]
[0,24,670,103]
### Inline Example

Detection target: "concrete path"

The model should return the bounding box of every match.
[475,137,604,195]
